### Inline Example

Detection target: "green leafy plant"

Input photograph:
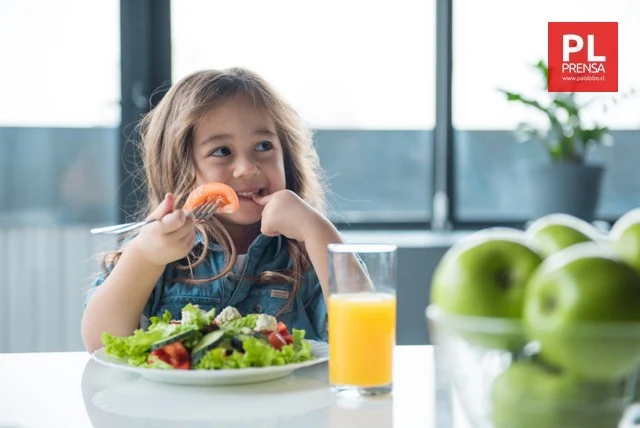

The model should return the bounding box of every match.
[498,60,634,165]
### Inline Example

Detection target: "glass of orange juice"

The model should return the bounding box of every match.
[327,243,397,398]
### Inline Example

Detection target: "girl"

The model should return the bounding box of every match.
[81,67,344,353]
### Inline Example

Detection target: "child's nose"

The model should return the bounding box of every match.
[232,158,260,177]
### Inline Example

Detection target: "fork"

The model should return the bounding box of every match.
[90,200,221,235]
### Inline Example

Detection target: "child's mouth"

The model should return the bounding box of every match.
[235,188,265,200]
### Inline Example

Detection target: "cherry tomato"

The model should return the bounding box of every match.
[276,321,290,336]
[276,321,293,344]
[268,331,288,350]
[149,341,191,370]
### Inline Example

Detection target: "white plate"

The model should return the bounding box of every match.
[91,340,329,386]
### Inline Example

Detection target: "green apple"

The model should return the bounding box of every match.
[609,208,640,273]
[523,242,640,381]
[526,213,604,258]
[430,228,543,350]
[491,359,625,428]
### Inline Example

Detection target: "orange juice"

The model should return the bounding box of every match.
[328,292,396,387]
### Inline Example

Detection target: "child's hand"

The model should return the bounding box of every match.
[130,193,196,266]
[252,190,328,242]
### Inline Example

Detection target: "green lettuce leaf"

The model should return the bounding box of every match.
[292,328,313,361]
[221,314,259,333]
[101,303,316,370]
[195,348,250,369]
[194,328,314,370]
[180,303,216,331]
[102,328,167,367]
[101,306,207,365]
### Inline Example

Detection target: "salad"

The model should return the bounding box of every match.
[100,303,313,370]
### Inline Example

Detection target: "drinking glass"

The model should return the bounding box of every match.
[327,243,397,398]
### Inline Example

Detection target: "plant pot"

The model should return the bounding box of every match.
[522,164,605,222]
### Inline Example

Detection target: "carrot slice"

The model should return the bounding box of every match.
[184,182,240,214]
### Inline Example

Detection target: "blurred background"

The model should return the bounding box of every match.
[1,0,639,353]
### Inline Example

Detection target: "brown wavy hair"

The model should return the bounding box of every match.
[101,67,326,313]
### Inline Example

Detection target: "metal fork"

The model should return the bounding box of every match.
[90,200,221,235]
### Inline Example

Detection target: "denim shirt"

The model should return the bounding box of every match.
[85,234,328,342]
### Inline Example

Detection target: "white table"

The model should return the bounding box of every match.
[0,346,464,428]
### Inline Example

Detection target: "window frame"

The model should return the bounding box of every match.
[119,0,172,223]
[118,0,623,230]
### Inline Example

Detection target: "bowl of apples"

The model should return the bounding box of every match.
[426,213,640,428]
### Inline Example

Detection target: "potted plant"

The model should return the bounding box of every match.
[498,60,633,223]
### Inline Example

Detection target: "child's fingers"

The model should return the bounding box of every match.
[146,193,175,221]
[178,229,196,250]
[260,222,279,237]
[170,218,196,242]
[251,192,273,206]
[159,208,188,234]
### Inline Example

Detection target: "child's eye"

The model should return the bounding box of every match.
[210,146,231,157]
[256,141,273,152]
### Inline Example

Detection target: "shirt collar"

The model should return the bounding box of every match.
[195,232,285,255]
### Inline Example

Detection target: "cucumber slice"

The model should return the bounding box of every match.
[230,332,268,353]
[149,329,200,351]
[191,330,225,365]
[230,334,251,352]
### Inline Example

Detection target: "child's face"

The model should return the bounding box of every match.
[192,95,286,226]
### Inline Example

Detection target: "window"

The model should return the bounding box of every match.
[452,0,640,222]
[0,0,120,226]
[171,0,437,224]
[0,0,120,354]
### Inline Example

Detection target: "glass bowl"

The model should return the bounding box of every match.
[426,304,640,428]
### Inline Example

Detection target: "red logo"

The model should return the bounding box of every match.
[548,22,618,92]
